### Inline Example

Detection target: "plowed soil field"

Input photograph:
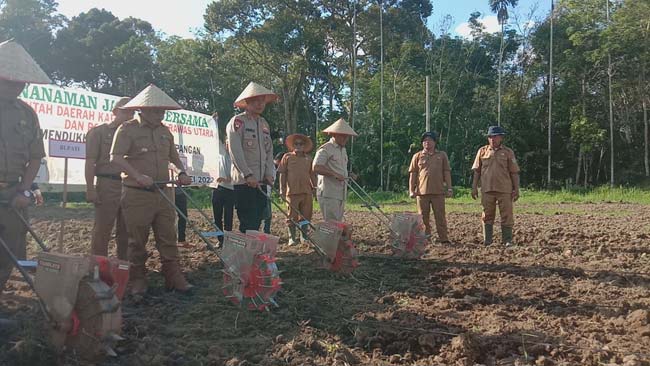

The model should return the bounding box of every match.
[1,201,649,366]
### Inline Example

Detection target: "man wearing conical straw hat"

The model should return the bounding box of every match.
[278,134,316,245]
[0,40,49,291]
[85,96,133,261]
[313,118,358,221]
[227,82,278,233]
[110,84,193,295]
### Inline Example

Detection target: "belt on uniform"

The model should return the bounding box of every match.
[123,184,169,193]
[95,174,122,181]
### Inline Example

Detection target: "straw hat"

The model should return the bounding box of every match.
[234,82,279,108]
[322,118,358,137]
[121,84,182,110]
[0,40,51,84]
[285,134,313,153]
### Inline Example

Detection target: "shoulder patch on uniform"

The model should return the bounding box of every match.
[234,118,243,130]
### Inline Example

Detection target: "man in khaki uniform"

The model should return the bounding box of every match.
[226,82,278,233]
[278,134,316,245]
[408,132,452,243]
[313,118,358,221]
[0,41,49,291]
[85,97,133,259]
[110,84,193,294]
[471,126,520,246]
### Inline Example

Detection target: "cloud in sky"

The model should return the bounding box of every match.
[57,0,212,38]
[454,15,501,39]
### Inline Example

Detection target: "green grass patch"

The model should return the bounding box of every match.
[43,186,650,212]
[346,186,650,205]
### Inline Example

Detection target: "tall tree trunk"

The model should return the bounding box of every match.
[583,154,589,188]
[576,148,582,185]
[462,128,468,185]
[547,0,554,187]
[386,164,391,191]
[596,146,605,184]
[575,77,587,186]
[349,2,357,135]
[641,62,649,177]
[606,0,615,187]
[282,86,290,133]
[281,85,296,134]
[643,96,650,177]
[497,22,504,126]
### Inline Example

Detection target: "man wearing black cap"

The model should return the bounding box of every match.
[471,126,520,246]
[408,132,452,243]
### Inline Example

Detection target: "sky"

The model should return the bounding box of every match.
[56,0,551,39]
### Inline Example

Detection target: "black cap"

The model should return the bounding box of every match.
[421,131,438,142]
[487,126,506,136]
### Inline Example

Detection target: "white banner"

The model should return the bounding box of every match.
[18,84,219,186]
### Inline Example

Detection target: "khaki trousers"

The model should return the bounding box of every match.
[121,187,179,267]
[416,194,448,241]
[90,177,128,259]
[480,191,514,227]
[0,194,26,291]
[318,196,345,222]
[286,193,313,224]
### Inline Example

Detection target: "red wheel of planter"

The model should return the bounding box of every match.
[222,254,281,311]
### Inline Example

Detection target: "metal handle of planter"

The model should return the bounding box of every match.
[257,186,328,259]
[345,178,398,236]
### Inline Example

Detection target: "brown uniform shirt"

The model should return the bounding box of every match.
[110,116,179,186]
[471,144,520,193]
[226,112,274,185]
[0,99,45,183]
[313,138,348,200]
[408,150,451,195]
[278,152,313,196]
[86,121,122,176]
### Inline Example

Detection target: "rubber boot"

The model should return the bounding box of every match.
[299,224,309,244]
[161,260,193,293]
[287,226,298,246]
[129,264,148,295]
[502,226,514,247]
[482,223,493,246]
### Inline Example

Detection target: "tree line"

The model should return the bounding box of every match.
[1,0,648,190]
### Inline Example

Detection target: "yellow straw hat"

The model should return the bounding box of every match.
[322,118,358,137]
[234,82,279,108]
[0,40,51,84]
[285,134,313,153]
[121,84,182,110]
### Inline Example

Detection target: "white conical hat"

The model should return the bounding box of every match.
[234,82,279,108]
[0,40,51,84]
[322,118,358,137]
[121,84,182,110]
